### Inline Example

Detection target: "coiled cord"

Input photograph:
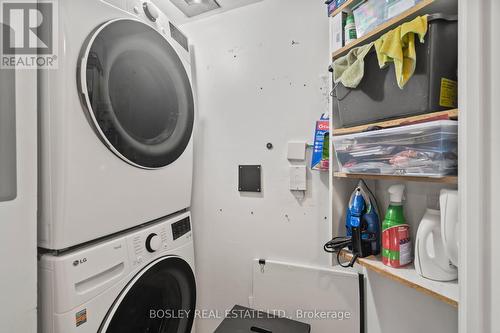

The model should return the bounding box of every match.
[323,236,358,268]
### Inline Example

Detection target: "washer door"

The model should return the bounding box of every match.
[78,19,194,169]
[100,256,196,333]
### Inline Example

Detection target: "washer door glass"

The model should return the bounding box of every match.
[101,257,196,333]
[79,19,194,169]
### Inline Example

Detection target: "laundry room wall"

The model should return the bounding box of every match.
[181,1,331,331]
[177,1,459,333]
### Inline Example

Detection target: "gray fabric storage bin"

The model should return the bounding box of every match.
[333,13,458,128]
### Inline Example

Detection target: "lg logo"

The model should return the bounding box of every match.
[73,258,87,267]
[1,0,58,68]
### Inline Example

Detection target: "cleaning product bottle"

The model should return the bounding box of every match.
[414,208,458,281]
[382,184,412,267]
[344,11,357,44]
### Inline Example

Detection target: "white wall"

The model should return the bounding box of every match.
[182,1,331,331]
[459,0,500,331]
[457,0,500,331]
[488,1,500,330]
[364,268,458,333]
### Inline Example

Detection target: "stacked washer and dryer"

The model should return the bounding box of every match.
[37,1,196,332]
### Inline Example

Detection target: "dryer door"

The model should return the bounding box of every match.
[100,256,196,333]
[78,19,194,169]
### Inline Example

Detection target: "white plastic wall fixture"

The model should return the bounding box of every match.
[289,165,307,191]
[287,141,306,161]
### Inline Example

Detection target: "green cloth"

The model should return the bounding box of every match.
[374,15,428,89]
[332,42,374,88]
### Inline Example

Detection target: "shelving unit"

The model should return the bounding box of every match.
[328,0,460,313]
[339,251,459,308]
[333,172,458,184]
[332,109,458,136]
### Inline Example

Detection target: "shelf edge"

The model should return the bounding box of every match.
[333,173,458,184]
[339,251,459,308]
[330,0,358,18]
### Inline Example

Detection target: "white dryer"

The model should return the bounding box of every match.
[38,0,195,250]
[39,211,196,333]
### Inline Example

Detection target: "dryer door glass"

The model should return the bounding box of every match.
[79,19,194,169]
[102,257,196,333]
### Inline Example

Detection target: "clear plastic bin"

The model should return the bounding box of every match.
[332,120,458,177]
[353,0,421,38]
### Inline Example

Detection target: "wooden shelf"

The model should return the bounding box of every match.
[334,172,458,184]
[330,0,362,17]
[332,0,435,59]
[339,251,459,308]
[333,109,458,136]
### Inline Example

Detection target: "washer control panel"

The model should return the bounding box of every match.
[127,214,192,267]
[172,217,191,240]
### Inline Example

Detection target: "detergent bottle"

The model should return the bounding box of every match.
[382,184,412,267]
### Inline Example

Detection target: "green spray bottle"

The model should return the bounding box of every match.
[382,185,412,267]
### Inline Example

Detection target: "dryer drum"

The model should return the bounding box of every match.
[100,256,196,333]
[78,19,194,169]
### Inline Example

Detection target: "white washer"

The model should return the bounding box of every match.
[38,0,195,250]
[39,211,196,333]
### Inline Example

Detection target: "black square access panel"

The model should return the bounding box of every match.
[238,165,261,192]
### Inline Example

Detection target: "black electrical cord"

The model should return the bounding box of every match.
[323,236,351,253]
[360,179,381,215]
[337,250,358,268]
[324,236,358,268]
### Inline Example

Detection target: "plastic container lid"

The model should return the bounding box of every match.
[332,120,458,141]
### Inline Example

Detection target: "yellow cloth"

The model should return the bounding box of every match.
[374,15,428,89]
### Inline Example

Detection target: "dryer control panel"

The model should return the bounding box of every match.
[126,0,190,55]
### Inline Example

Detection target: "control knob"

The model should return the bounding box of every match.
[143,2,160,22]
[145,233,161,253]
